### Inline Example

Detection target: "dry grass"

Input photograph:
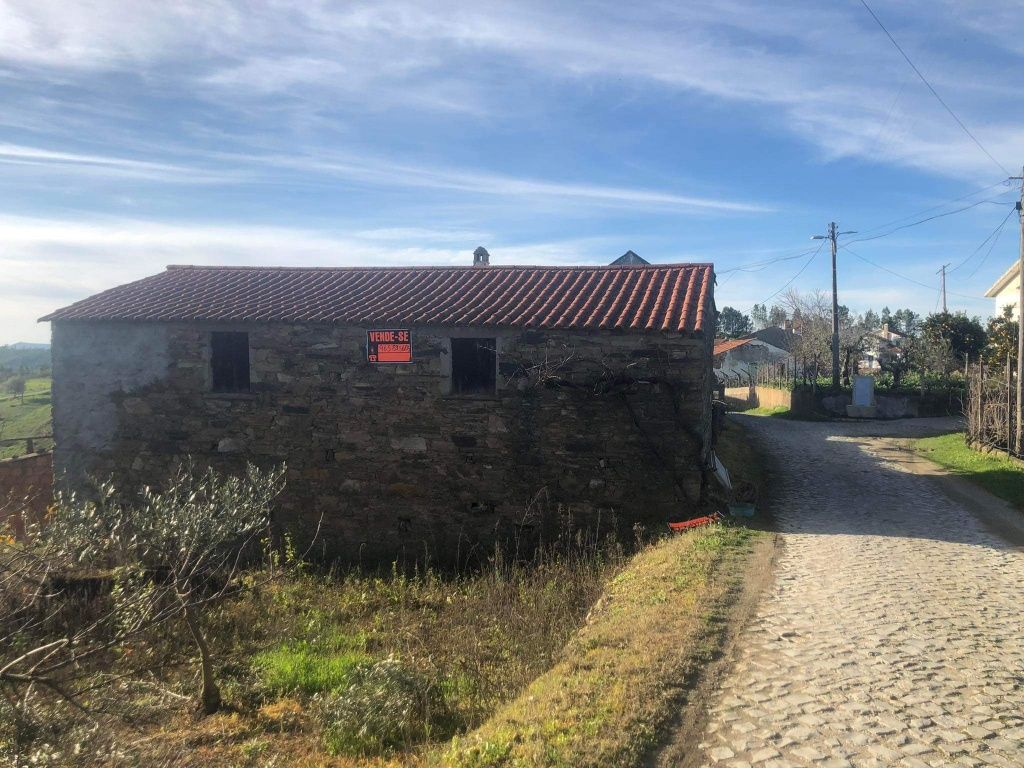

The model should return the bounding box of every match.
[441,524,761,768]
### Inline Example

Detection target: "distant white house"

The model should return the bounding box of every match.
[860,323,905,373]
[985,261,1020,321]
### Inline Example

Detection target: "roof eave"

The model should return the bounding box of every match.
[985,261,1020,298]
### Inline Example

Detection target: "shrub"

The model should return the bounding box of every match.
[314,657,453,756]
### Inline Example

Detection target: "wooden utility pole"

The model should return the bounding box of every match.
[813,222,855,390]
[829,222,840,389]
[1016,167,1024,454]
[937,263,949,313]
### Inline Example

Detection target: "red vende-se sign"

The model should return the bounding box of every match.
[367,329,412,363]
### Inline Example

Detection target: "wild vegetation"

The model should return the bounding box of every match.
[0,466,634,766]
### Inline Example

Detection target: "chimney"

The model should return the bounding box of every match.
[473,246,490,267]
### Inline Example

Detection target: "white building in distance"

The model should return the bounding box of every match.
[985,261,1020,321]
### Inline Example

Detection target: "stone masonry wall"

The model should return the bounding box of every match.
[52,321,713,563]
[0,452,53,537]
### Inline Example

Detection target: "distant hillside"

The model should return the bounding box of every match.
[0,344,51,374]
[9,342,50,350]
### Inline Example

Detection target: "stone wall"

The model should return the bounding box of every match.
[52,321,713,563]
[0,452,53,537]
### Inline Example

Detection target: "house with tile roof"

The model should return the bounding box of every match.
[713,330,794,383]
[42,254,717,562]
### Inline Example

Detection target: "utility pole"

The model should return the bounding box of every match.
[937,263,949,313]
[813,222,856,390]
[1015,167,1024,455]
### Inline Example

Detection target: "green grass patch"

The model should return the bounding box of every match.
[0,376,52,458]
[442,524,763,768]
[745,405,793,418]
[253,642,372,696]
[743,405,828,421]
[911,432,1024,510]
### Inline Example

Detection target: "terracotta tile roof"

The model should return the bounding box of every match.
[713,337,752,356]
[42,263,715,334]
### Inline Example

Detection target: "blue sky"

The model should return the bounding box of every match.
[2,0,1023,343]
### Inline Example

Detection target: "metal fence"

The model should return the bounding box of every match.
[965,363,1018,456]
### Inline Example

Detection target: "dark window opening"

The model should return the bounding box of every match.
[211,332,250,392]
[451,338,496,395]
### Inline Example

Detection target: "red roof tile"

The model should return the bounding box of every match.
[41,263,715,334]
[713,337,752,356]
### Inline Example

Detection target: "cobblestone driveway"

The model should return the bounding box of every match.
[698,416,1024,768]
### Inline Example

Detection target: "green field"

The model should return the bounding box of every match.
[0,377,53,458]
[912,432,1024,511]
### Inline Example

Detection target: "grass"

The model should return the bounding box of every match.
[442,524,763,768]
[741,404,828,421]
[745,405,794,418]
[254,643,372,696]
[911,432,1024,511]
[0,376,52,459]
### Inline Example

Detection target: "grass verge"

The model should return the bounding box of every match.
[441,524,764,768]
[911,432,1024,511]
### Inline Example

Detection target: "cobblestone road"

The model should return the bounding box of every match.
[698,417,1024,768]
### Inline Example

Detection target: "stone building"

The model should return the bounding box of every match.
[42,257,717,563]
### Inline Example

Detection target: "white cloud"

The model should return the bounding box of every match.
[0,141,770,213]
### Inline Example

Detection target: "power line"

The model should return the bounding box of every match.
[718,246,820,276]
[718,181,1012,282]
[750,240,825,308]
[855,178,1012,237]
[846,194,1014,246]
[963,208,1014,280]
[949,206,1016,274]
[840,244,987,300]
[858,0,1010,177]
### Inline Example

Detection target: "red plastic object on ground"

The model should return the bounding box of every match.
[668,512,722,531]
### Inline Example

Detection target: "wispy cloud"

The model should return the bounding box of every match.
[0,141,770,213]
[0,143,237,183]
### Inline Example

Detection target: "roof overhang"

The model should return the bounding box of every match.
[986,261,1020,298]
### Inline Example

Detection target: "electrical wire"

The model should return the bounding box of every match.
[749,240,825,309]
[717,246,821,275]
[855,178,1012,237]
[858,0,1010,178]
[949,206,1016,274]
[840,244,988,300]
[845,194,1014,246]
[963,209,1014,280]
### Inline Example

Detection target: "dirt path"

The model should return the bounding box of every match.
[693,416,1024,768]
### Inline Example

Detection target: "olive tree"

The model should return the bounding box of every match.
[2,463,291,719]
